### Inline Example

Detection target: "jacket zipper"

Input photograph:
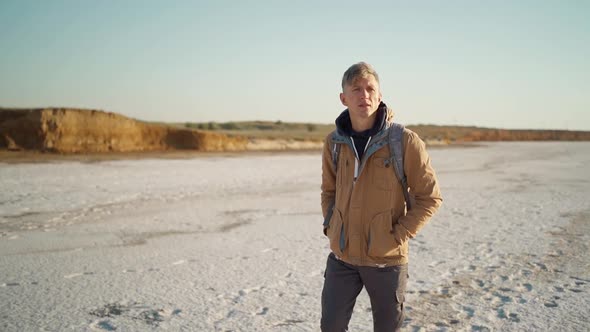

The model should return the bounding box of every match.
[350,136,372,266]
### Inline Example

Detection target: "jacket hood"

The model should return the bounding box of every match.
[335,102,394,137]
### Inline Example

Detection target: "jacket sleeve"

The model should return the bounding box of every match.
[321,135,336,222]
[391,131,443,245]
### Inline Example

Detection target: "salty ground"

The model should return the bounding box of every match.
[0,142,589,332]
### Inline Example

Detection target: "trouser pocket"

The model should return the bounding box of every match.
[360,264,408,332]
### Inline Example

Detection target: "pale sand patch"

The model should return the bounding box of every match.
[246,138,323,151]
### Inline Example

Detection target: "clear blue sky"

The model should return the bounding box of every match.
[1,0,588,130]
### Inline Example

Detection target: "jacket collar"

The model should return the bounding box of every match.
[334,102,394,139]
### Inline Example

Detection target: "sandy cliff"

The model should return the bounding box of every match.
[0,108,247,153]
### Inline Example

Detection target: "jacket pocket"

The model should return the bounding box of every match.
[372,157,394,190]
[326,208,346,256]
[367,210,400,258]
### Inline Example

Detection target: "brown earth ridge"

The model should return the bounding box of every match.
[0,108,248,153]
[1,108,589,154]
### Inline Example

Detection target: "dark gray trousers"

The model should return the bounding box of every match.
[321,253,408,332]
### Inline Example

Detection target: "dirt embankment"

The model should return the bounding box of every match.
[407,125,590,143]
[2,108,588,156]
[0,108,248,153]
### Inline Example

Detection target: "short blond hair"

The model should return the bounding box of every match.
[341,62,380,90]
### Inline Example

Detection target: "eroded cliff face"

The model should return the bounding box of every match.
[0,108,247,153]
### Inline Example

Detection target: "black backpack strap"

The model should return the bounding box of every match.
[388,123,412,210]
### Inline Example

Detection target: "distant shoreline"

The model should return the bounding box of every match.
[0,149,323,164]
[4,141,590,164]
[0,142,502,164]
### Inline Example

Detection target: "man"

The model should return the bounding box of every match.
[320,62,442,331]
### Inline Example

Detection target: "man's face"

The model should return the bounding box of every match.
[340,75,382,120]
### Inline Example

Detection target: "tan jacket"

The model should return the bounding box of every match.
[321,114,442,267]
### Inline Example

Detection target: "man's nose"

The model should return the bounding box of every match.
[361,89,370,98]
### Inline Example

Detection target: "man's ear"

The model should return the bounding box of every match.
[340,93,347,106]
